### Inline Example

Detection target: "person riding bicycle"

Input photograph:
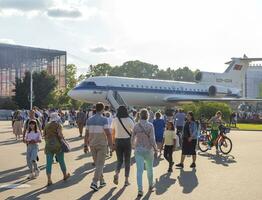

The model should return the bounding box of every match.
[207,111,224,150]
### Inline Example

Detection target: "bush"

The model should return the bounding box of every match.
[182,102,231,121]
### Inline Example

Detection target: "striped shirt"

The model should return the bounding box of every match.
[86,113,109,146]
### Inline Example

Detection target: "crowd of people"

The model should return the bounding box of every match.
[11,104,226,198]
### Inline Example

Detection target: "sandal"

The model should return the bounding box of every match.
[113,174,119,185]
[124,180,130,186]
[63,173,71,181]
[47,181,53,186]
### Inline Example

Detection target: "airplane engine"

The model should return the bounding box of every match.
[208,85,229,97]
[208,85,241,97]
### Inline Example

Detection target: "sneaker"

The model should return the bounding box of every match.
[190,163,196,168]
[149,184,155,192]
[113,174,119,185]
[35,169,40,177]
[175,163,184,168]
[90,183,99,191]
[137,190,143,197]
[100,180,106,188]
[168,168,173,173]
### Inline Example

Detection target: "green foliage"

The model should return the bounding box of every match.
[0,98,18,109]
[182,102,232,121]
[66,64,78,90]
[86,60,198,82]
[33,71,57,108]
[13,71,57,109]
[259,82,262,98]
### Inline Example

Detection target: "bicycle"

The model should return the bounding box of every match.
[198,125,232,154]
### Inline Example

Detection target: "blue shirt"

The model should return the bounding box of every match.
[174,112,186,127]
[153,119,165,142]
[86,113,109,146]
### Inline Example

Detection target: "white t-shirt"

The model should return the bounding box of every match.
[26,131,41,142]
[111,117,135,138]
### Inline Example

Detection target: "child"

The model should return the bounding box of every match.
[25,120,41,179]
[162,121,176,172]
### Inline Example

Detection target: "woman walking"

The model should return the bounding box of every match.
[112,106,135,186]
[132,109,158,197]
[176,111,198,168]
[12,110,23,140]
[25,120,41,179]
[44,112,70,186]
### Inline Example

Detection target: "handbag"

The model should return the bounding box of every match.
[60,138,71,153]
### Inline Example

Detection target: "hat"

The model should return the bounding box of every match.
[50,112,60,122]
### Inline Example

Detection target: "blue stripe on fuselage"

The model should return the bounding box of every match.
[74,84,209,96]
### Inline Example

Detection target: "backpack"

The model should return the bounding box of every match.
[45,122,61,154]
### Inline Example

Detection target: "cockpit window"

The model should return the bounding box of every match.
[75,81,96,89]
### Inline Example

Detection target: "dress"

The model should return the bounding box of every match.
[182,121,197,155]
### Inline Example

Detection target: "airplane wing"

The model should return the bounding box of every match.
[165,96,262,103]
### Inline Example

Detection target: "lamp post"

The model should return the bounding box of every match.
[30,66,34,110]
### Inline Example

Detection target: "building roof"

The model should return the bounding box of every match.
[0,43,66,67]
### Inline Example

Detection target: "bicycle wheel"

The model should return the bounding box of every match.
[218,136,232,154]
[198,134,209,152]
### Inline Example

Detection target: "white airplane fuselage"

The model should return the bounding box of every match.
[68,76,240,107]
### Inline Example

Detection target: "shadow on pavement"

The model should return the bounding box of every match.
[110,186,126,200]
[177,169,198,194]
[0,139,20,146]
[198,152,236,166]
[0,165,45,184]
[11,163,95,200]
[155,173,176,195]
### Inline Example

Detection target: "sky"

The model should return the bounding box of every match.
[0,0,262,76]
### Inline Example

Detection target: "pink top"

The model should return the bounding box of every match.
[26,131,41,142]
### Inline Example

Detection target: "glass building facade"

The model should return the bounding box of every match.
[0,43,66,97]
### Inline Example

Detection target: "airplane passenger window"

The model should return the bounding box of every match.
[145,86,149,88]
[155,86,158,89]
[136,85,139,88]
[151,86,153,89]
[121,84,124,87]
[131,85,134,87]
[159,87,162,89]
[126,84,129,87]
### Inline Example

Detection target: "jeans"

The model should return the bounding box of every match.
[115,138,131,177]
[90,145,107,183]
[27,144,39,172]
[46,152,66,175]
[135,149,154,191]
[164,145,174,166]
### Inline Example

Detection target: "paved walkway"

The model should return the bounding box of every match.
[0,121,262,200]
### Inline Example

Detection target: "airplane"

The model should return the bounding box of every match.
[68,55,262,109]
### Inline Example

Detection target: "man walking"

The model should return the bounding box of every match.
[77,109,86,137]
[174,109,186,146]
[84,103,113,191]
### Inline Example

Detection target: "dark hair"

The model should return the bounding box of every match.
[166,121,175,130]
[116,106,129,118]
[28,120,38,133]
[187,111,195,121]
[96,102,104,112]
[155,112,161,119]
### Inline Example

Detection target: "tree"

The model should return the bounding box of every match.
[173,67,195,82]
[13,71,57,109]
